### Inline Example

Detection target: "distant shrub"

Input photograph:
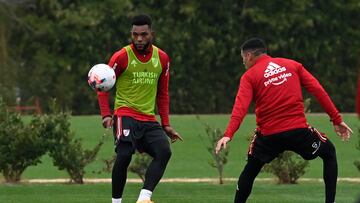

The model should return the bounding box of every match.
[0,98,105,183]
[43,103,104,184]
[198,118,229,184]
[97,151,151,183]
[128,153,151,182]
[0,98,47,183]
[262,151,309,184]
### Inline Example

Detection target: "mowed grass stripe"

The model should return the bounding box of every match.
[1,182,359,203]
[18,177,360,183]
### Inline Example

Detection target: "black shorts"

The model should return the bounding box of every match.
[248,127,331,163]
[112,116,170,153]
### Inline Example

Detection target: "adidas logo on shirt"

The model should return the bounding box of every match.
[264,62,286,78]
[263,62,292,87]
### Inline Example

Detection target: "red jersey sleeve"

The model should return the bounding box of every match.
[97,48,128,118]
[298,64,342,124]
[224,74,253,138]
[157,49,170,126]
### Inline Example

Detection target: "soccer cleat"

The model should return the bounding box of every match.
[136,200,154,203]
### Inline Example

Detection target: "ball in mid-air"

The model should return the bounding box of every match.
[87,64,116,92]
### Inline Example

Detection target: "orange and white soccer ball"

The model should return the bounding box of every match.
[87,64,116,92]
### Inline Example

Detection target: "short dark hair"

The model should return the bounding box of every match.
[131,14,152,28]
[241,37,267,55]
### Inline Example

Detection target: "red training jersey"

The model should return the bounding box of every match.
[97,44,170,126]
[224,54,342,138]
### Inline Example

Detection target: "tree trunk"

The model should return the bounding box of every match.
[3,169,21,183]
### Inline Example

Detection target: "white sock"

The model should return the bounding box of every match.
[137,189,152,201]
[112,198,122,203]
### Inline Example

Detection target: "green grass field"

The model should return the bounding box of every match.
[2,182,360,203]
[19,114,360,179]
[1,114,359,202]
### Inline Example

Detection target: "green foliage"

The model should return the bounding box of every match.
[42,104,104,184]
[0,2,18,104]
[96,151,151,183]
[262,151,309,184]
[0,98,105,184]
[2,1,360,113]
[128,152,151,182]
[0,98,47,182]
[198,119,229,184]
[95,154,116,175]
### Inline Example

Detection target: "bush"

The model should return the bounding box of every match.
[43,110,104,184]
[198,119,229,184]
[95,154,116,175]
[96,152,151,183]
[262,151,309,184]
[0,98,104,183]
[128,153,151,182]
[0,98,47,183]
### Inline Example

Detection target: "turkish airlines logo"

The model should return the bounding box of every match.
[264,62,286,78]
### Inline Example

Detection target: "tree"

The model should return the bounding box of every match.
[3,0,360,114]
[0,2,20,104]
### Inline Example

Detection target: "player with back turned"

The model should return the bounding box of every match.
[216,37,353,203]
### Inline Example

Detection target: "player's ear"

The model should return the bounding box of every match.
[249,52,256,61]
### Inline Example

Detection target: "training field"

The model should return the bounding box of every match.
[2,182,360,202]
[1,114,359,202]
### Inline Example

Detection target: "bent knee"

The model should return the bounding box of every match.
[319,140,337,159]
[160,147,172,160]
[154,146,172,161]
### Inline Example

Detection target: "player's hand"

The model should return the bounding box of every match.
[102,116,113,129]
[163,126,183,143]
[215,137,231,154]
[334,121,353,142]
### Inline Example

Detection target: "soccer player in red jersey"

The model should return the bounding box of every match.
[216,38,353,203]
[97,14,182,203]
